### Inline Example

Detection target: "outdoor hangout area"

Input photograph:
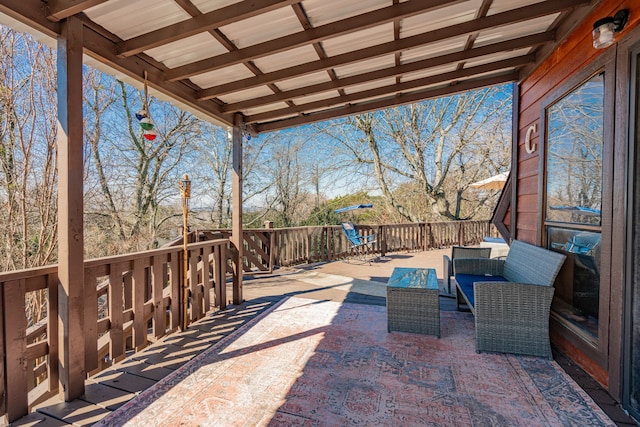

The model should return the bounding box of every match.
[3,0,640,425]
[6,235,635,426]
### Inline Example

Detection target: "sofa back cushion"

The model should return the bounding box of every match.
[503,240,566,286]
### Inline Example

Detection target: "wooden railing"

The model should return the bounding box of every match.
[0,239,228,423]
[201,220,496,271]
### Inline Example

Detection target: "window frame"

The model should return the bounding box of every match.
[538,48,615,367]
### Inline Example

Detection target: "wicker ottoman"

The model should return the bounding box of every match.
[386,267,440,337]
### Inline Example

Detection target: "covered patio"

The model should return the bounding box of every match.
[1,0,637,425]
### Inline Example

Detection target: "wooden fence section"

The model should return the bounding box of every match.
[202,220,497,271]
[0,239,228,423]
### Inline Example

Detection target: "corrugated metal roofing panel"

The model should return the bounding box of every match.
[463,48,532,68]
[342,78,398,95]
[333,55,396,79]
[190,0,243,14]
[303,0,390,27]
[488,0,547,16]
[400,36,468,64]
[474,15,559,47]
[219,7,302,49]
[400,0,482,38]
[189,64,256,88]
[217,86,279,104]
[276,71,333,91]
[321,23,394,56]
[292,90,343,105]
[252,45,320,73]
[145,33,228,69]
[400,64,459,83]
[243,102,294,117]
[85,0,190,40]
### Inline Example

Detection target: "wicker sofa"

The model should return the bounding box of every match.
[453,240,566,358]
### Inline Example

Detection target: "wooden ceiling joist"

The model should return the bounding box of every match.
[46,0,108,22]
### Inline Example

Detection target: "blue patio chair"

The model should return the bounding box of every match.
[341,221,377,262]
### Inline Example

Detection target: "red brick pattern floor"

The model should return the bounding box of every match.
[98,296,615,427]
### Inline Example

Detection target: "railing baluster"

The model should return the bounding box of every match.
[202,246,212,311]
[84,269,98,373]
[132,258,146,350]
[109,262,124,363]
[169,254,180,331]
[151,255,165,339]
[46,273,58,393]
[189,249,200,322]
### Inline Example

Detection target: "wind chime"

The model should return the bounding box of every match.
[135,71,157,141]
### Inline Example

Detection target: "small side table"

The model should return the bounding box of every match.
[386,267,440,337]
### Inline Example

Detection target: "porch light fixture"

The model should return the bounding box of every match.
[179,174,191,330]
[592,9,629,49]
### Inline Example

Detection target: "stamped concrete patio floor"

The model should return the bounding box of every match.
[11,249,637,426]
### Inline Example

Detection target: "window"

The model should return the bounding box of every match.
[544,72,604,342]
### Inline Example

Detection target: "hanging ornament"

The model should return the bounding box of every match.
[135,109,148,121]
[143,129,157,141]
[135,71,158,140]
[139,117,154,130]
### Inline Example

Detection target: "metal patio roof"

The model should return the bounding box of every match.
[0,0,599,132]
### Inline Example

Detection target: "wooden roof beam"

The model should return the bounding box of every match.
[46,0,109,22]
[116,0,302,57]
[245,55,532,123]
[165,0,465,81]
[197,0,589,99]
[223,31,553,112]
[256,73,518,133]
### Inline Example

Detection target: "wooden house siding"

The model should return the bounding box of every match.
[515,0,640,399]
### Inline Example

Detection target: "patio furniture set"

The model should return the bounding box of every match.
[386,240,566,359]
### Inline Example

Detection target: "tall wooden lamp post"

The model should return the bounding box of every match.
[179,174,191,330]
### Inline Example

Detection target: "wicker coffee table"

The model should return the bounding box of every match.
[386,267,440,337]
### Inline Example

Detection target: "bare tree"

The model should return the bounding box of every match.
[322,86,511,221]
[83,75,200,255]
[258,135,315,227]
[0,28,58,273]
[0,28,59,328]
[192,126,271,228]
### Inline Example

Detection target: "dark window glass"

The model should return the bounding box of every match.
[547,227,601,339]
[545,72,604,340]
[545,73,603,226]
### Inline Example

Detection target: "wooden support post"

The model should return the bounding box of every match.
[231,119,243,305]
[57,16,85,401]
